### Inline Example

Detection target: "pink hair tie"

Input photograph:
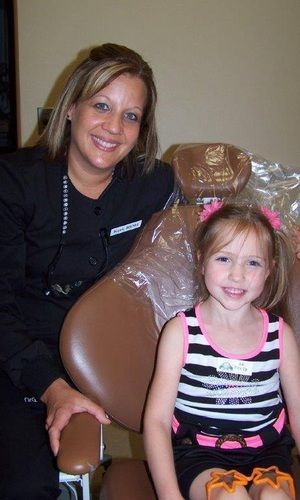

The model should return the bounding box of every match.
[199,200,223,223]
[260,207,282,230]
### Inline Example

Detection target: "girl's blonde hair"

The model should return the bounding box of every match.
[195,202,294,314]
[39,43,158,174]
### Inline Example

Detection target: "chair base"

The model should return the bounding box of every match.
[59,471,90,500]
[100,459,157,500]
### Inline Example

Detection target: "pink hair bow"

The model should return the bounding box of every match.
[260,207,281,230]
[199,200,223,223]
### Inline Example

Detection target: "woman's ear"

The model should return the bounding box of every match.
[67,104,75,121]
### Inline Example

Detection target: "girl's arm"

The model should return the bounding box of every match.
[279,321,300,451]
[292,225,300,259]
[143,317,185,500]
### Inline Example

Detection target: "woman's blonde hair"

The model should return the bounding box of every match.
[40,43,159,174]
[195,202,294,314]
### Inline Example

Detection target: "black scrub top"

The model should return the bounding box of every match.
[0,146,176,396]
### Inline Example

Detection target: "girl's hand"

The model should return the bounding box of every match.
[41,378,110,455]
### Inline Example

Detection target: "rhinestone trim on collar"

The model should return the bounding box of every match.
[62,174,69,236]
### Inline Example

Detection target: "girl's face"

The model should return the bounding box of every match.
[67,73,147,176]
[202,229,270,312]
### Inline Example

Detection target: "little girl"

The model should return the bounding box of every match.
[144,201,300,500]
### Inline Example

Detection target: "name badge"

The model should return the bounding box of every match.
[110,220,142,236]
[216,358,253,376]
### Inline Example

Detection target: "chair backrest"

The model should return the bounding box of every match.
[60,205,199,432]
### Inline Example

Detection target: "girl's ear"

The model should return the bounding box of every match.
[264,259,275,284]
[196,250,205,275]
[268,258,276,275]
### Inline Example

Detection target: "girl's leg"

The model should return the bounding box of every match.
[189,468,251,500]
[249,482,294,500]
[249,466,295,500]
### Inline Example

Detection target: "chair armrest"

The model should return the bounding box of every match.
[57,412,101,475]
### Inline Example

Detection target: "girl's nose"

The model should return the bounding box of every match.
[228,263,244,281]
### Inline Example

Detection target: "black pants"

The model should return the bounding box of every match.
[0,373,60,500]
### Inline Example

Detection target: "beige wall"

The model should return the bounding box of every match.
[15,0,300,169]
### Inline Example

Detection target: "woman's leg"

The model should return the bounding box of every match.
[0,374,60,500]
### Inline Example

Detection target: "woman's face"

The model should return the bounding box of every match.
[68,73,147,175]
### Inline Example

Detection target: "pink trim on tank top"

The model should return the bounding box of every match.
[195,304,269,360]
[172,415,180,433]
[177,311,189,366]
[278,316,283,366]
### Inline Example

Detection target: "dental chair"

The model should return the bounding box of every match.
[57,143,299,499]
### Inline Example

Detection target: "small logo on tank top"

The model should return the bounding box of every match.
[216,358,253,376]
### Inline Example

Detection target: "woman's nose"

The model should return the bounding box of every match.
[103,112,123,135]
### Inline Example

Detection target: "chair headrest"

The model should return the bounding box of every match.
[172,143,251,203]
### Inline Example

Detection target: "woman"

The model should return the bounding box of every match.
[0,43,176,499]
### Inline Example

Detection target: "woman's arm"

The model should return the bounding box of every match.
[279,321,300,451]
[0,155,64,396]
[143,317,185,500]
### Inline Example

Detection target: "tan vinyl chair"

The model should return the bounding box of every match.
[57,144,299,499]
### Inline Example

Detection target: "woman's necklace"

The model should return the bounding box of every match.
[44,167,112,297]
[62,173,69,236]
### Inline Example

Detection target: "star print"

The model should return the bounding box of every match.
[251,466,295,499]
[206,469,249,499]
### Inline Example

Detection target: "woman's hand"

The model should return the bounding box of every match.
[41,378,110,456]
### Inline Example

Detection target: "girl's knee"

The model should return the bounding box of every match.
[250,483,293,500]
[190,469,251,500]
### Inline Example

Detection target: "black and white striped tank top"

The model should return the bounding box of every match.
[172,304,284,441]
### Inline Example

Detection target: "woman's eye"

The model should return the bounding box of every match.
[216,256,229,263]
[95,102,109,111]
[124,112,139,122]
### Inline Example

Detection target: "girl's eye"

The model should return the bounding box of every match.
[124,112,139,122]
[248,260,261,267]
[95,102,110,111]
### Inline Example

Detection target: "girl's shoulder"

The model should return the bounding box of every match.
[260,308,282,327]
[176,306,196,318]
